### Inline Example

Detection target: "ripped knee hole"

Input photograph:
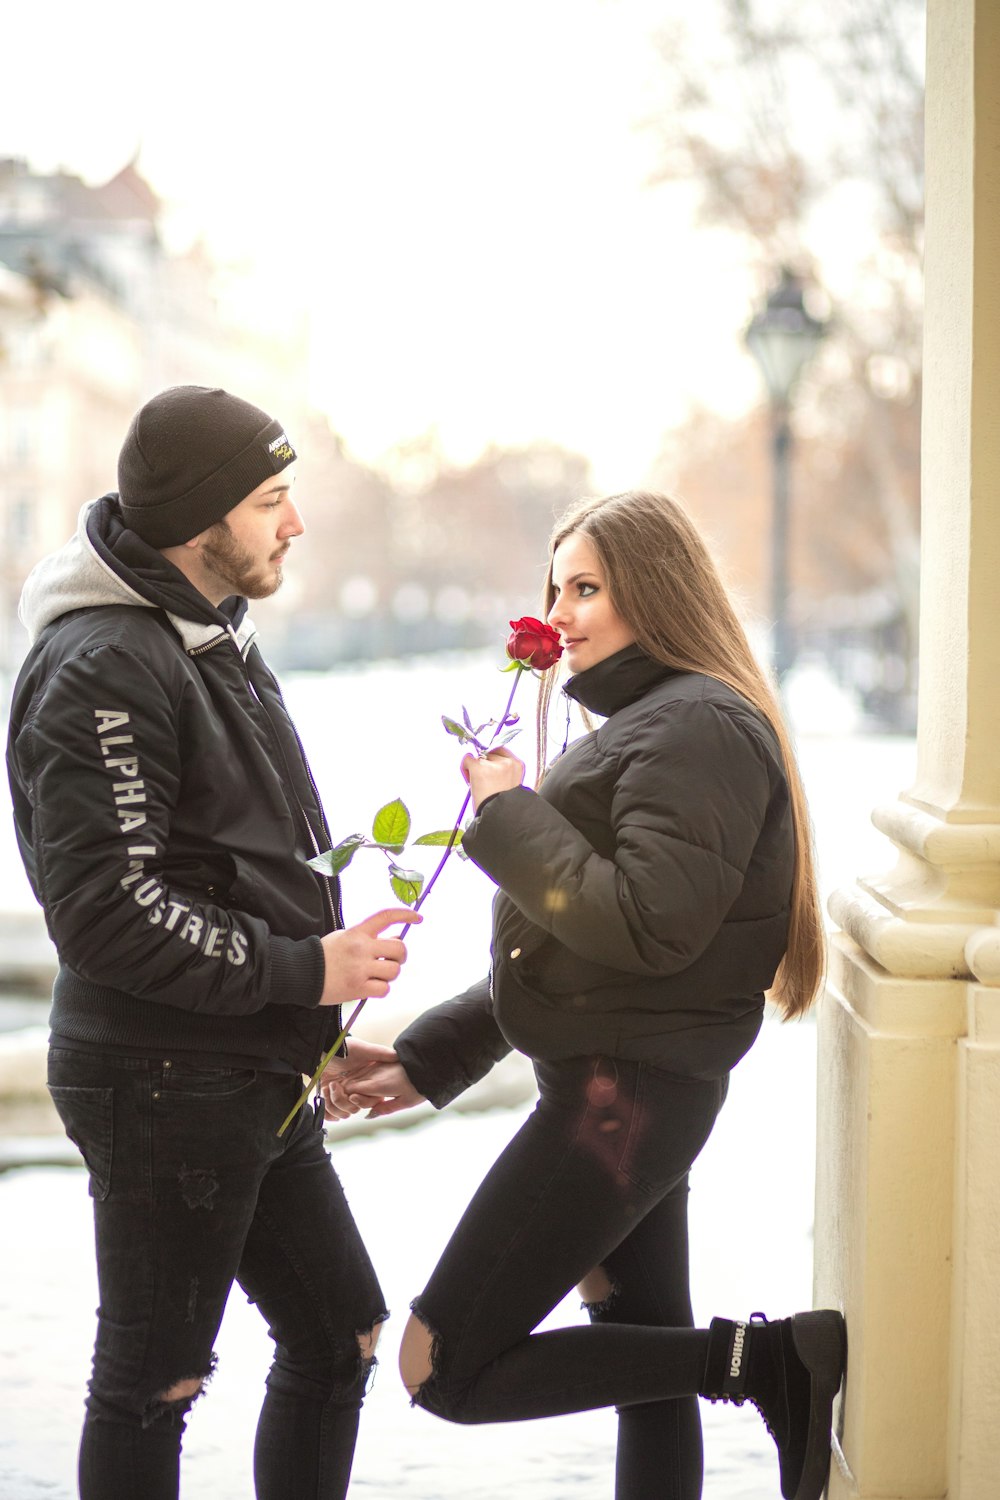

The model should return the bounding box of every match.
[577,1265,615,1306]
[357,1322,383,1362]
[158,1376,203,1403]
[399,1313,435,1395]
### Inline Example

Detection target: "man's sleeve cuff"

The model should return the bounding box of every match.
[267,934,326,1007]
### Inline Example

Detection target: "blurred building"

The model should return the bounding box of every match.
[0,158,592,681]
[252,426,591,672]
[0,156,307,677]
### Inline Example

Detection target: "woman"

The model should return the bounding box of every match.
[327,490,846,1500]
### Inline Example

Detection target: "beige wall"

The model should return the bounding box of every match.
[815,1,1000,1495]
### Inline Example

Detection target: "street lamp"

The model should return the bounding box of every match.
[745,267,828,683]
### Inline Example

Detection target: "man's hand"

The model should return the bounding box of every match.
[321,1037,397,1119]
[322,1043,426,1121]
[460,745,526,811]
[318,909,421,1007]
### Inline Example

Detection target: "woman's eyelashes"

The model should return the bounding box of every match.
[552,581,598,601]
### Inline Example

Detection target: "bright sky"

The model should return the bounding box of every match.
[4,0,800,487]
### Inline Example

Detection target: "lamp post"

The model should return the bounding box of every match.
[745,268,828,684]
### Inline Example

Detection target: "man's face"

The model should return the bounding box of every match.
[195,467,304,603]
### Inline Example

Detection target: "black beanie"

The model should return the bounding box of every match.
[117,385,297,548]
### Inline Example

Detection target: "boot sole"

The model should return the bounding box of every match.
[788,1311,848,1500]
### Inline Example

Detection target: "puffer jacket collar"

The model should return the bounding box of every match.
[562,644,680,719]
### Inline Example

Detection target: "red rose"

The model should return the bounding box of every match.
[506,616,563,671]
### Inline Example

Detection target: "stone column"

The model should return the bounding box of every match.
[814,1,1000,1496]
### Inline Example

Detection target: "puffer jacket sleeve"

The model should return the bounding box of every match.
[463,698,777,977]
[393,975,512,1108]
[10,645,324,1014]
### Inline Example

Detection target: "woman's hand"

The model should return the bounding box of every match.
[461,746,526,811]
[321,1041,426,1120]
[321,1038,395,1118]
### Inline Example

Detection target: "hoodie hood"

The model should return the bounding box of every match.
[18,494,257,656]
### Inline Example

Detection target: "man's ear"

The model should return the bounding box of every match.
[158,532,206,568]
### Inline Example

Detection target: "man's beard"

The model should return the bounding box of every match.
[200,522,285,600]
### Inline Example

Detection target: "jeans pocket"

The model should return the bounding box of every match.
[616,1066,725,1195]
[48,1085,114,1200]
[160,1063,257,1099]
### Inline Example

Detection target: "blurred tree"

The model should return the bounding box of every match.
[648,0,923,700]
[251,414,400,664]
[254,422,593,667]
[657,401,916,622]
[418,442,593,609]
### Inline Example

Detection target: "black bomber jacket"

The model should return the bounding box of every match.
[5,495,345,1074]
[395,646,795,1105]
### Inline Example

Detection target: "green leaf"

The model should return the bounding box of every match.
[500,658,523,673]
[442,715,473,741]
[308,833,367,876]
[389,863,424,905]
[414,829,463,848]
[372,798,411,852]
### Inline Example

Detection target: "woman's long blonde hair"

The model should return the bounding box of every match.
[536,489,824,1020]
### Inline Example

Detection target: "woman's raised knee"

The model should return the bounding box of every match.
[399,1313,435,1396]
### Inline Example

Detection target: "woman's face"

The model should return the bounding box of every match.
[547,532,635,674]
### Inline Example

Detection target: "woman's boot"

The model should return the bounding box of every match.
[700,1310,847,1500]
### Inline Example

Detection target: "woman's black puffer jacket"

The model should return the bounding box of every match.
[396,645,795,1105]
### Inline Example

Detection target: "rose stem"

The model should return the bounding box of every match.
[277,668,526,1136]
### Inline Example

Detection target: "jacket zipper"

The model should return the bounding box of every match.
[286,720,344,927]
[194,634,340,932]
[244,668,339,932]
[188,632,230,657]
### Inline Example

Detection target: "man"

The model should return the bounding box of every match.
[5,385,417,1500]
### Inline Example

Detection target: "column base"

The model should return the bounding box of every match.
[814,934,965,1499]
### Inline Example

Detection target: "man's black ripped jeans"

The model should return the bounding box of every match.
[48,1048,386,1500]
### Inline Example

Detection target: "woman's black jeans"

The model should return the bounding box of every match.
[411,1055,728,1500]
[47,1048,387,1500]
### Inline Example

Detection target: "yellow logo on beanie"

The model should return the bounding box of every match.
[267,432,296,464]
